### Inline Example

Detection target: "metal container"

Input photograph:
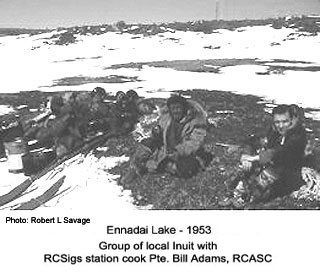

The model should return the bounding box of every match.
[4,138,28,173]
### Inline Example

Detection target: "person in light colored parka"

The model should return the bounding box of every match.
[121,94,212,184]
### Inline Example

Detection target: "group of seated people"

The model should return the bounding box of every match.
[23,87,155,158]
[10,87,317,206]
[120,94,317,207]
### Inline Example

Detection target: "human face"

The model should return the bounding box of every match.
[169,103,184,122]
[273,112,292,136]
[56,144,68,158]
[138,101,155,115]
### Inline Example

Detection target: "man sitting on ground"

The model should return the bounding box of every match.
[111,89,156,134]
[222,104,307,207]
[87,87,112,134]
[34,95,83,158]
[121,94,212,184]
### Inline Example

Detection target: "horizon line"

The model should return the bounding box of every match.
[1,13,319,31]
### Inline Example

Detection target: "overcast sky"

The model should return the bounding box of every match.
[0,0,319,29]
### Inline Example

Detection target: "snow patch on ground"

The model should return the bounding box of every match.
[0,26,319,110]
[0,152,141,211]
[0,105,14,116]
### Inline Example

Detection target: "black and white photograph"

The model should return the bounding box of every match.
[0,1,320,272]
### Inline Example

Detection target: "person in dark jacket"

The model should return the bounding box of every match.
[34,95,82,157]
[222,104,307,206]
[88,87,112,133]
[111,90,156,134]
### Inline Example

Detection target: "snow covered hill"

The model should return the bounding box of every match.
[1,18,320,108]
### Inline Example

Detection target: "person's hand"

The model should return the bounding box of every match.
[240,154,257,171]
[241,154,252,162]
[146,160,158,172]
[240,160,252,171]
[241,154,259,163]
[165,161,177,175]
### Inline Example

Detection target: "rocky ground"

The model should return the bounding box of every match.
[42,16,320,46]
[3,15,318,46]
[1,89,320,210]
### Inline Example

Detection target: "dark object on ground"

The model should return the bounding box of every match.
[14,176,66,210]
[0,178,33,207]
[22,149,56,176]
[176,155,201,178]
